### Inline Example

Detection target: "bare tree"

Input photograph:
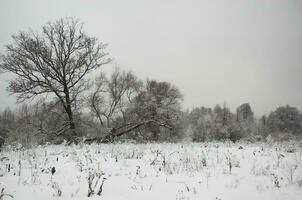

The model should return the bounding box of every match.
[88,68,142,132]
[0,18,111,142]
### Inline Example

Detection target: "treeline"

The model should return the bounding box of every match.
[0,72,302,146]
[0,18,301,146]
[181,103,302,143]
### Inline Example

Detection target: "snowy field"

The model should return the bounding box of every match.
[1,142,302,200]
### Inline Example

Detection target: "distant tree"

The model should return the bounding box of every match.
[183,124,194,142]
[0,18,111,142]
[258,115,269,138]
[267,105,302,135]
[236,103,256,137]
[213,104,241,142]
[236,103,253,122]
[0,108,15,133]
[15,104,33,144]
[213,104,232,127]
[187,107,213,142]
[0,108,15,146]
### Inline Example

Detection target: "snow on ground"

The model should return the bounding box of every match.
[1,141,302,200]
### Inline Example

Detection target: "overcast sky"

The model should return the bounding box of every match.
[0,0,301,116]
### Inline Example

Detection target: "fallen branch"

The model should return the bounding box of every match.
[84,119,172,143]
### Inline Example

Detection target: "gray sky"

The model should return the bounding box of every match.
[0,0,301,116]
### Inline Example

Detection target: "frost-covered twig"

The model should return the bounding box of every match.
[50,182,62,197]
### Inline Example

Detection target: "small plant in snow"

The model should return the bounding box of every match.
[17,160,21,177]
[0,188,14,200]
[214,144,221,164]
[283,163,298,184]
[251,152,258,175]
[50,181,62,197]
[97,177,107,196]
[202,157,207,167]
[150,150,165,167]
[50,166,56,181]
[233,159,240,168]
[203,167,212,188]
[272,147,284,168]
[87,169,106,197]
[270,173,281,188]
[29,159,40,185]
[136,165,141,175]
[176,190,185,200]
[225,152,232,174]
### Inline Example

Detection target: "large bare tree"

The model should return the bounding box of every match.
[0,18,111,142]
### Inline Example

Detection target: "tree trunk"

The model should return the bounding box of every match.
[152,131,159,141]
[66,105,76,136]
[64,85,77,141]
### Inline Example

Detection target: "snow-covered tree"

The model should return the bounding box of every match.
[267,105,302,135]
[236,103,256,137]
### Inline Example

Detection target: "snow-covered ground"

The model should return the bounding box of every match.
[1,141,302,200]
